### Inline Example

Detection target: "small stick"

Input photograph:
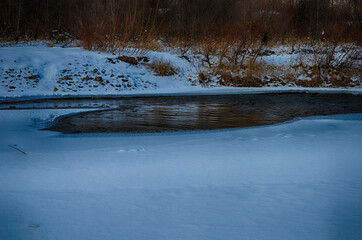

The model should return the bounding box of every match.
[9,145,26,155]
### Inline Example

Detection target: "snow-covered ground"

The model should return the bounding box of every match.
[1,43,361,99]
[0,44,202,98]
[1,109,362,239]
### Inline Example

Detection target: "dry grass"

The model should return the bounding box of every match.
[198,71,213,86]
[149,59,178,76]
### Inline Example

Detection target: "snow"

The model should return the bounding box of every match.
[0,45,201,98]
[1,44,361,100]
[1,42,362,238]
[1,109,362,239]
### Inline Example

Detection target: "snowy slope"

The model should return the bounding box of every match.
[1,110,362,239]
[1,44,361,99]
[0,45,201,98]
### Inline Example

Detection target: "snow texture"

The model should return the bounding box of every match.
[0,109,362,240]
[0,45,201,98]
[1,44,361,99]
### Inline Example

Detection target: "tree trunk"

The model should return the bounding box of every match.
[16,0,21,42]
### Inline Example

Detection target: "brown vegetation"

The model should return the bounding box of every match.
[0,0,360,45]
[0,0,360,87]
[149,59,177,76]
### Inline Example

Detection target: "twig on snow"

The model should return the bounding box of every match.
[9,145,27,155]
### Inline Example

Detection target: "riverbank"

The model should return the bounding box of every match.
[0,42,361,99]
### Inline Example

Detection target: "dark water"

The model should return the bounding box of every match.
[2,93,362,133]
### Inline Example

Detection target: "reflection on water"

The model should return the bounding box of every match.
[34,93,362,133]
[1,93,361,133]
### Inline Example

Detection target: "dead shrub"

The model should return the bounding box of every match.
[198,71,212,86]
[294,44,359,88]
[244,59,263,76]
[330,71,351,87]
[196,38,267,87]
[216,68,262,87]
[217,69,233,86]
[238,59,265,87]
[149,59,177,76]
[296,66,324,87]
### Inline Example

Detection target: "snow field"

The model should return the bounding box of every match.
[0,110,362,239]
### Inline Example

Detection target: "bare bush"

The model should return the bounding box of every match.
[149,59,178,76]
[294,43,360,87]
[196,37,267,87]
[0,0,360,44]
